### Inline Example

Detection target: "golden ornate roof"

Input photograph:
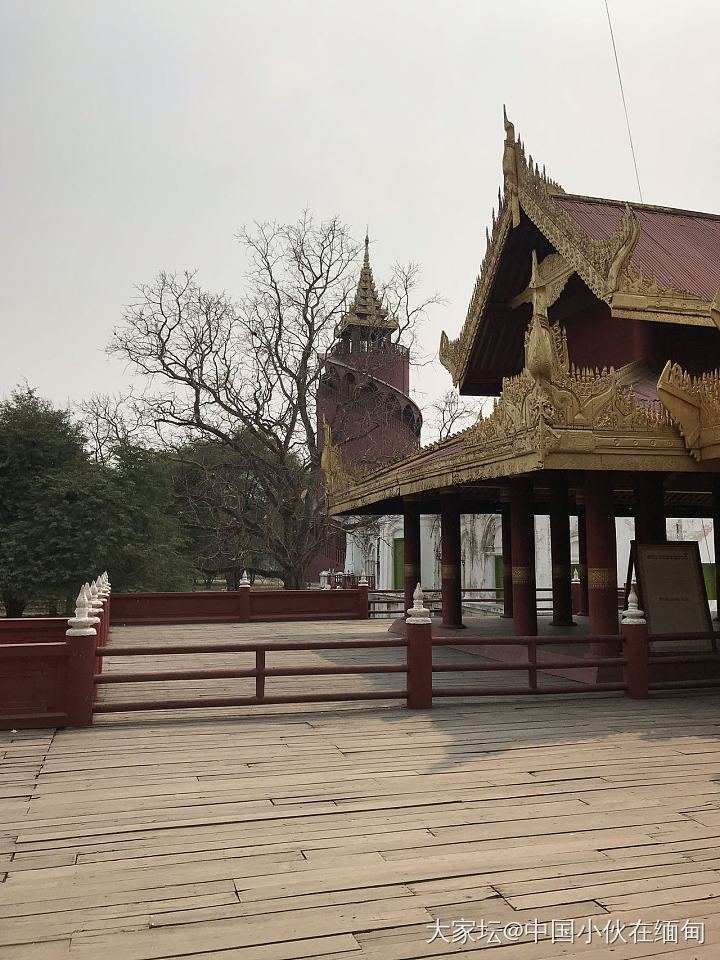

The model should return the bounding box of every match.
[439,109,720,389]
[335,234,398,336]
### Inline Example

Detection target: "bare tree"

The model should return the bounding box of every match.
[425,388,479,443]
[110,213,438,588]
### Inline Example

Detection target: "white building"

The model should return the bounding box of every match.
[344,514,717,611]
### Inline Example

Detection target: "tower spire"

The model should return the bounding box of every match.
[335,228,397,336]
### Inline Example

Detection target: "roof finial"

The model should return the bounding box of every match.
[365,225,369,247]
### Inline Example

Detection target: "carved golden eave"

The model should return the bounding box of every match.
[658,361,720,461]
[439,110,720,390]
[712,288,720,332]
[321,417,368,502]
[610,262,714,328]
[439,110,644,388]
[439,198,513,386]
[329,266,702,516]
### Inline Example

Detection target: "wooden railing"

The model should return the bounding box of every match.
[8,581,720,728]
[429,635,625,697]
[93,638,408,713]
[110,581,370,625]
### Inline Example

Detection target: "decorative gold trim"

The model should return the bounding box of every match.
[588,567,616,589]
[439,202,512,386]
[441,563,460,577]
[712,287,720,332]
[510,251,574,312]
[327,244,697,518]
[321,417,368,501]
[439,110,716,391]
[657,361,720,461]
[512,566,533,584]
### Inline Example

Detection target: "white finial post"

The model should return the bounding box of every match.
[237,569,251,622]
[571,566,580,584]
[407,583,430,623]
[621,582,649,700]
[65,587,98,727]
[621,584,646,625]
[357,571,369,619]
[85,582,102,611]
[406,583,432,709]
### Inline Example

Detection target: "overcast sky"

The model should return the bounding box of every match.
[1,0,718,430]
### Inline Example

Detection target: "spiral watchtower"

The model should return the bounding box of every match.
[317,234,422,470]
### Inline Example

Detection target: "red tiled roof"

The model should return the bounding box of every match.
[554,196,720,301]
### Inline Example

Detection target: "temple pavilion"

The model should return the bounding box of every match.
[323,111,720,639]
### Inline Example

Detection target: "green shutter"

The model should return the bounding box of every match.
[494,554,504,601]
[703,563,717,601]
[393,538,404,590]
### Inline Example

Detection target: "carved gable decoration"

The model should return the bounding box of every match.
[440,110,718,390]
[658,362,720,461]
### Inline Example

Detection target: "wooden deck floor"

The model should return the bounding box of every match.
[2,620,720,958]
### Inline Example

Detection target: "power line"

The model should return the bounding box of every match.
[604,0,643,203]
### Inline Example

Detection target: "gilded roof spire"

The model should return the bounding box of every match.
[335,229,397,335]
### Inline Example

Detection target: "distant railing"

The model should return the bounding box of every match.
[327,573,376,590]
[369,586,554,618]
[331,340,409,359]
[111,573,371,625]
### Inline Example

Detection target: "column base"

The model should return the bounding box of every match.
[551,619,577,628]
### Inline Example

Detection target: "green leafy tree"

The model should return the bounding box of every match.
[0,388,193,615]
[97,443,196,593]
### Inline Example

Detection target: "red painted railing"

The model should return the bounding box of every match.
[110,586,370,626]
[93,638,408,713]
[7,579,720,728]
[0,580,111,730]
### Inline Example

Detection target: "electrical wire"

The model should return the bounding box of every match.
[604,0,643,202]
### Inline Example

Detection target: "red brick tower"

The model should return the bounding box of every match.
[317,234,422,469]
[310,235,422,582]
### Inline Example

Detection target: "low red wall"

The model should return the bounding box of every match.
[109,588,369,626]
[0,618,68,644]
[0,642,71,729]
[1,598,110,730]
[110,591,240,625]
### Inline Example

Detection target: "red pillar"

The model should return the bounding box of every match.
[403,501,421,616]
[634,473,666,544]
[622,618,649,699]
[407,616,433,708]
[357,580,369,619]
[550,472,574,627]
[713,477,720,622]
[510,477,537,637]
[576,491,589,617]
[440,497,463,628]
[500,490,513,619]
[584,472,619,648]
